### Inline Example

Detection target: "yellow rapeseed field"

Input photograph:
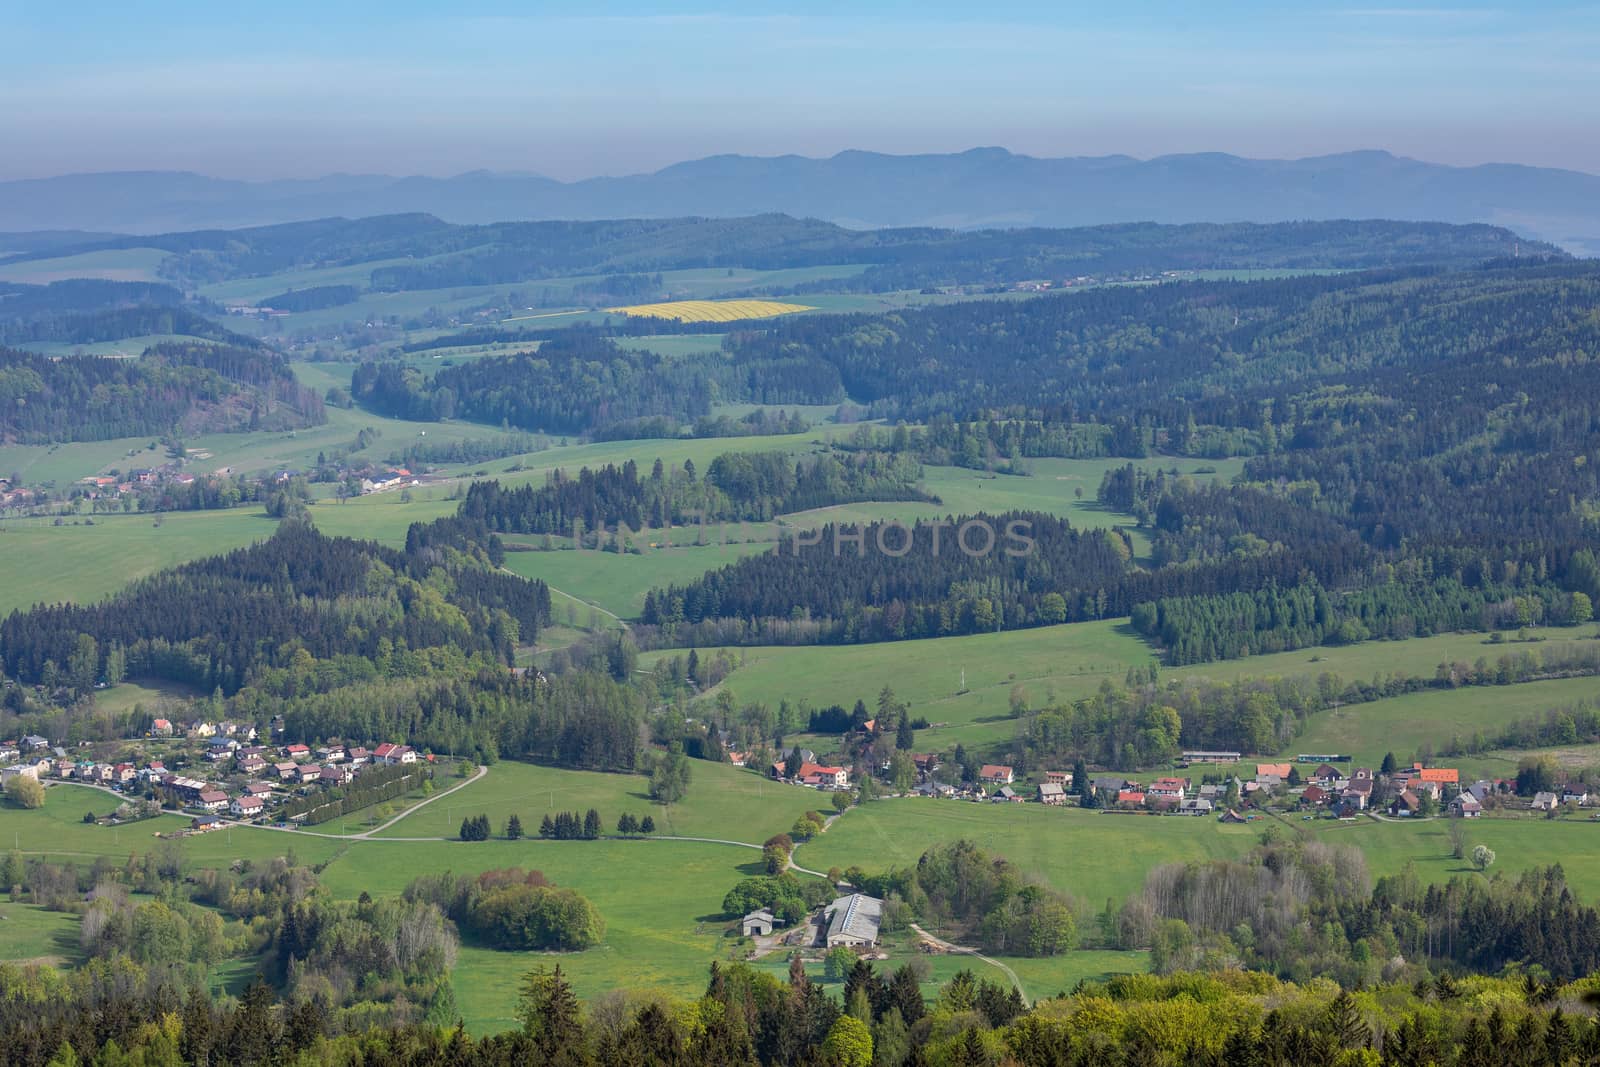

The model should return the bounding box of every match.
[605,299,814,322]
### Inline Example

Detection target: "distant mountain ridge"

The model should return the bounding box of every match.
[3,148,1599,253]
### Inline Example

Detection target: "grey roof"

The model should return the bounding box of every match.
[825,893,882,944]
[743,907,774,921]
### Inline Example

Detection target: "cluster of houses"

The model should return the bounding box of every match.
[768,750,852,790]
[2,726,421,829]
[76,465,197,501]
[357,468,419,495]
[0,476,36,509]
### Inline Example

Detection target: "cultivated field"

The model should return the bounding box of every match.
[606,299,815,322]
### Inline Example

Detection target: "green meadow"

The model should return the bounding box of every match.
[0,248,171,284]
[0,903,82,965]
[371,758,825,844]
[796,799,1260,909]
[686,623,1599,754]
[1290,674,1600,773]
[503,540,773,619]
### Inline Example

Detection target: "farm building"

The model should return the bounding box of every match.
[822,894,882,949]
[1038,782,1067,805]
[1181,750,1240,763]
[1450,794,1482,818]
[742,908,775,937]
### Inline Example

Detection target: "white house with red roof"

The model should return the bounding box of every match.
[231,795,265,817]
[797,762,850,788]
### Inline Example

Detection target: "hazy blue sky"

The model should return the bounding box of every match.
[2,1,1595,179]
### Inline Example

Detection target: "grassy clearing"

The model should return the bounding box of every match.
[375,758,824,844]
[93,677,205,718]
[0,248,170,284]
[27,334,219,357]
[504,540,772,619]
[0,903,82,965]
[606,299,815,322]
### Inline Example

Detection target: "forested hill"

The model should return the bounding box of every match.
[0,213,1554,293]
[0,520,546,695]
[637,261,1600,661]
[351,330,838,435]
[0,342,325,443]
[0,277,253,348]
[448,449,931,536]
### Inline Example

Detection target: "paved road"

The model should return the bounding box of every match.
[910,922,1030,1006]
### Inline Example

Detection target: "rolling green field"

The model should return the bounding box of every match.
[372,758,825,844]
[1291,674,1600,773]
[0,903,82,965]
[0,247,171,284]
[26,334,219,357]
[504,540,773,619]
[0,510,278,614]
[11,768,1600,1034]
[213,264,872,341]
[683,622,1599,754]
[796,799,1260,909]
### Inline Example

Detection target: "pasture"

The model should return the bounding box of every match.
[1289,674,1600,773]
[372,757,826,844]
[9,770,1600,1035]
[504,539,773,619]
[680,623,1599,754]
[0,904,82,966]
[795,799,1259,909]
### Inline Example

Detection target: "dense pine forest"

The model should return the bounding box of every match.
[0,342,325,443]
[602,261,1600,662]
[351,331,839,435]
[450,449,929,537]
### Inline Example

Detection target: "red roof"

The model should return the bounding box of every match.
[1117,790,1146,805]
[979,764,1014,779]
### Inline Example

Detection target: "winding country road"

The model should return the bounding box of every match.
[910,922,1030,1006]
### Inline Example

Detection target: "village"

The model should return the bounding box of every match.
[0,718,432,834]
[753,738,1596,823]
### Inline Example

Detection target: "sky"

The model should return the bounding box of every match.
[1,0,1597,180]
